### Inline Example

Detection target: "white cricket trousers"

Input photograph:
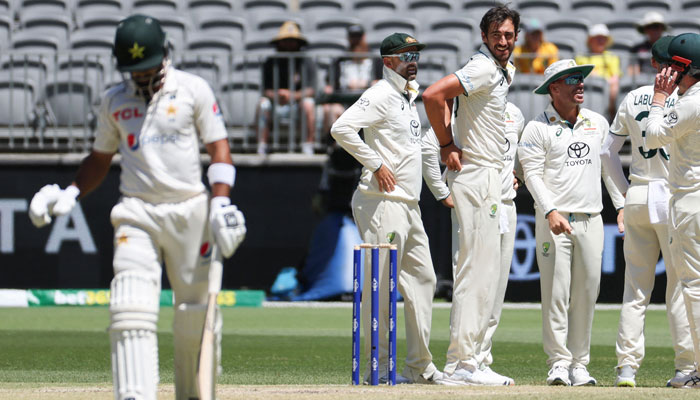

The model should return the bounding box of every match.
[444,165,501,373]
[351,190,438,381]
[535,210,602,368]
[616,184,694,372]
[669,189,700,368]
[110,193,217,304]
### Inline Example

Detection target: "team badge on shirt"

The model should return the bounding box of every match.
[490,204,498,217]
[665,111,678,126]
[127,132,139,151]
[386,232,396,243]
[200,242,213,258]
[542,242,550,256]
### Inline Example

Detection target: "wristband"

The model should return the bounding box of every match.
[207,163,235,187]
[210,196,231,209]
[544,208,556,218]
[439,139,453,148]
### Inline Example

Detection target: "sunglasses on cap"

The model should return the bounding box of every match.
[383,52,420,62]
[559,74,584,85]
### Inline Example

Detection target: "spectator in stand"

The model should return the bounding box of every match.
[322,24,382,139]
[628,11,669,76]
[575,24,620,120]
[255,21,317,155]
[513,18,558,74]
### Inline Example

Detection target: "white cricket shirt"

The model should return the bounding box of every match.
[645,82,700,194]
[501,102,525,201]
[331,66,423,202]
[93,67,228,204]
[610,85,676,185]
[452,44,515,170]
[519,104,609,214]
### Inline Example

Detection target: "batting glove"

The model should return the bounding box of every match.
[209,196,246,258]
[29,184,62,227]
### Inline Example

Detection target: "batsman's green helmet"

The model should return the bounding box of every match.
[669,33,700,70]
[113,14,167,72]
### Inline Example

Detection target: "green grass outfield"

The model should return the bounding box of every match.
[0,304,696,399]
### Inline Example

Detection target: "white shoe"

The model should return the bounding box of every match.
[429,370,469,386]
[668,370,689,387]
[570,366,597,386]
[670,370,700,388]
[301,141,314,155]
[546,365,571,386]
[376,374,411,384]
[451,366,513,386]
[615,365,636,387]
[481,366,515,386]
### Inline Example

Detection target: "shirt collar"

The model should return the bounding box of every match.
[682,80,700,97]
[383,65,420,101]
[543,102,584,128]
[478,44,514,83]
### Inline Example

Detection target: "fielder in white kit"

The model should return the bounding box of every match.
[601,35,694,387]
[519,59,613,386]
[422,103,524,386]
[28,15,246,400]
[331,33,448,385]
[644,32,700,388]
[422,5,519,385]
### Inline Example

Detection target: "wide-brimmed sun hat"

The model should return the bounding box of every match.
[271,21,307,46]
[533,59,595,95]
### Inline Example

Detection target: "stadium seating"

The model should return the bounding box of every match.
[1,0,696,153]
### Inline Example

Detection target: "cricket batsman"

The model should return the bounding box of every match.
[27,14,246,400]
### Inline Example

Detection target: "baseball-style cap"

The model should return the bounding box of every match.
[651,35,674,64]
[522,18,543,33]
[113,14,167,72]
[348,24,365,36]
[533,59,594,95]
[669,33,700,70]
[380,33,426,56]
[636,11,669,33]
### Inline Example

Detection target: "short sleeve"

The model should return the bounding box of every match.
[193,77,228,144]
[92,95,120,154]
[454,57,492,96]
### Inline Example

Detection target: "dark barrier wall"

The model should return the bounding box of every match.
[0,160,667,303]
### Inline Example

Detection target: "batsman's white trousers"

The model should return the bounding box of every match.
[352,190,438,381]
[616,184,694,373]
[535,210,602,368]
[444,165,501,373]
[669,190,700,367]
[111,193,218,305]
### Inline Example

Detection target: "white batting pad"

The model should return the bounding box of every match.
[174,303,221,400]
[109,271,160,400]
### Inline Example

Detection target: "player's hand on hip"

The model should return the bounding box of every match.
[209,196,246,258]
[29,184,79,227]
[374,165,396,193]
[440,144,462,172]
[546,210,572,235]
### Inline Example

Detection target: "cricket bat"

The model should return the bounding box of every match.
[198,245,221,400]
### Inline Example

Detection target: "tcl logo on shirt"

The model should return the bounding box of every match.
[113,107,144,121]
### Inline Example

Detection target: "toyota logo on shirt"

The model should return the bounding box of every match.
[565,142,592,166]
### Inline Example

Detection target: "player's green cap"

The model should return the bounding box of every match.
[534,59,594,95]
[380,33,425,56]
[113,14,167,72]
[652,35,674,64]
[669,33,700,69]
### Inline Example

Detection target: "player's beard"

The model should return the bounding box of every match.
[130,59,170,100]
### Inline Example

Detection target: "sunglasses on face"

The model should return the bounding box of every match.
[561,74,584,85]
[384,52,420,62]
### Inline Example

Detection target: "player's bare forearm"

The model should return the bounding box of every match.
[423,75,462,147]
[73,151,114,198]
[206,139,233,198]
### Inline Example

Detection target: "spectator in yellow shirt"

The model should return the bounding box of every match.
[513,18,558,74]
[575,24,620,120]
